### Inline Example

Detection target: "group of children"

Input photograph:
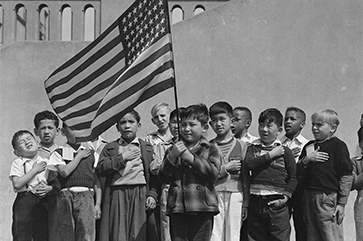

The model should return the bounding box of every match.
[9,103,362,241]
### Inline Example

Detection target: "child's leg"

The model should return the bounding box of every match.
[354,194,363,241]
[12,193,37,241]
[247,195,270,241]
[160,184,171,241]
[169,213,188,241]
[211,191,226,241]
[225,192,243,241]
[266,200,290,241]
[310,191,343,241]
[32,198,49,241]
[74,190,96,241]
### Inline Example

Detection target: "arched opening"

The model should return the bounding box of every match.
[194,5,205,15]
[15,4,27,41]
[61,5,72,41]
[84,5,95,41]
[39,5,50,40]
[171,5,183,25]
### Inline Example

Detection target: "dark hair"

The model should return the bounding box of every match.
[233,106,252,121]
[124,109,141,123]
[12,130,35,150]
[209,101,233,118]
[358,127,363,143]
[170,107,186,121]
[286,106,306,122]
[258,108,283,127]
[180,103,209,126]
[34,110,59,128]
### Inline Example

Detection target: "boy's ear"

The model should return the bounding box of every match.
[246,119,251,128]
[137,122,142,130]
[330,124,337,134]
[202,124,209,133]
[278,126,283,134]
[13,150,20,157]
[300,122,306,129]
[34,128,39,137]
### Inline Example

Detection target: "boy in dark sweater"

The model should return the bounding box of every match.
[245,108,297,241]
[297,109,353,241]
[48,124,102,241]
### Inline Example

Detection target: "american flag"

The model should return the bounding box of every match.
[44,0,175,142]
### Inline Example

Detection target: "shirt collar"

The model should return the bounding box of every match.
[119,137,140,146]
[252,138,282,147]
[281,134,307,145]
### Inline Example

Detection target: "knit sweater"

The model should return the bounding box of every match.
[245,143,297,198]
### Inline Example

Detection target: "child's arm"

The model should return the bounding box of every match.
[94,171,102,220]
[56,149,92,178]
[245,145,284,171]
[96,142,138,176]
[351,159,363,190]
[11,161,47,190]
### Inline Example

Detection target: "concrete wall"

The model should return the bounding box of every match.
[0,0,362,240]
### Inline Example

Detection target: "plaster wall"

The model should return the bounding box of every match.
[0,0,362,240]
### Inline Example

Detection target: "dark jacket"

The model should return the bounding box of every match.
[96,138,160,241]
[158,136,221,215]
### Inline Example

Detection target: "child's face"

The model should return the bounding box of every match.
[258,120,282,146]
[34,119,59,146]
[169,116,179,139]
[210,113,232,137]
[151,107,170,131]
[231,110,250,136]
[311,120,335,141]
[117,113,141,142]
[14,133,39,158]
[180,118,208,146]
[62,125,76,144]
[284,111,305,138]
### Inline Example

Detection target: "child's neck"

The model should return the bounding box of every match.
[235,129,247,139]
[215,132,233,144]
[40,142,56,149]
[285,131,301,140]
[23,153,38,160]
[316,135,335,143]
[158,128,169,136]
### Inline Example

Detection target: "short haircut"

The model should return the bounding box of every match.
[170,107,186,121]
[34,110,59,128]
[358,127,363,143]
[286,106,306,122]
[233,107,252,121]
[150,103,171,117]
[258,108,283,127]
[209,101,233,118]
[311,109,340,127]
[124,109,141,123]
[12,130,34,150]
[180,103,209,126]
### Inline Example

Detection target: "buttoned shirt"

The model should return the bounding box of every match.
[9,155,49,193]
[280,134,309,162]
[240,132,258,144]
[144,130,173,146]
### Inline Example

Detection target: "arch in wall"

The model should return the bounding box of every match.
[38,4,50,41]
[15,4,27,41]
[84,4,95,41]
[61,5,72,41]
[194,5,205,15]
[0,5,3,44]
[171,5,183,25]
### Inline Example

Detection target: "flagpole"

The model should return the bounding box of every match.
[164,0,181,141]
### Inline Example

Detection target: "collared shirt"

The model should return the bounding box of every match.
[9,155,49,193]
[250,138,284,196]
[38,143,58,160]
[240,132,258,144]
[144,130,173,146]
[82,137,107,167]
[280,134,309,162]
[112,137,146,186]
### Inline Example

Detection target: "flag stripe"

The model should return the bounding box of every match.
[81,78,174,140]
[46,35,124,95]
[49,50,126,105]
[48,19,122,78]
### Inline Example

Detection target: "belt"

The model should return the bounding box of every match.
[251,194,284,202]
[61,187,94,192]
